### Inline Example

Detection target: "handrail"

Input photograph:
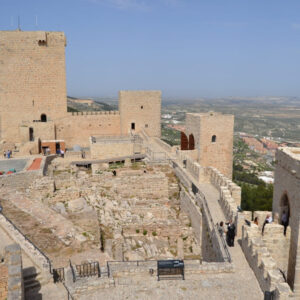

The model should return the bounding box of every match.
[0,212,53,274]
[69,260,76,283]
[197,192,232,263]
[62,282,74,300]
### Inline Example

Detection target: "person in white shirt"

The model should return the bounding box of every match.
[262,214,272,235]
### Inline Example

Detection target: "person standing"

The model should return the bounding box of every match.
[226,220,236,247]
[281,211,288,236]
[3,151,6,159]
[262,214,273,235]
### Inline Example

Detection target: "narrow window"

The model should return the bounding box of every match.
[29,127,34,142]
[211,135,216,143]
[141,105,144,109]
[41,114,47,122]
[131,123,135,130]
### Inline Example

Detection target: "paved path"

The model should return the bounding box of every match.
[27,158,42,171]
[198,182,263,299]
[145,139,263,299]
[0,158,28,172]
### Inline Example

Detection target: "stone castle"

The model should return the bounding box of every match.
[0,29,299,300]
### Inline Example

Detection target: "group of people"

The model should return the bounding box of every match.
[217,220,236,247]
[3,150,12,159]
[253,211,289,236]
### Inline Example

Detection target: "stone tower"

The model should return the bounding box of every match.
[184,112,234,179]
[119,90,161,137]
[273,147,300,296]
[0,30,67,143]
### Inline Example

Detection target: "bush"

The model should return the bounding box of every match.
[143,229,147,236]
[152,231,157,236]
[136,229,140,233]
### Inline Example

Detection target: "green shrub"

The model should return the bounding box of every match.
[143,229,147,236]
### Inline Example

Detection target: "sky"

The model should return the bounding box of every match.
[1,0,300,99]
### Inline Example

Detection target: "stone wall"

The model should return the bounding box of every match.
[90,137,135,160]
[241,224,292,298]
[0,31,67,143]
[0,244,24,300]
[196,192,230,263]
[57,113,121,148]
[0,171,41,191]
[119,91,161,137]
[115,171,169,199]
[185,112,234,179]
[180,189,202,243]
[272,147,300,292]
[205,167,241,226]
[0,215,51,280]
[0,263,8,300]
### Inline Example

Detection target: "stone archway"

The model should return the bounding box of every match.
[181,132,188,150]
[280,193,290,224]
[189,134,195,150]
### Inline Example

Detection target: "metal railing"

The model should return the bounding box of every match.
[62,282,75,300]
[69,260,76,283]
[0,212,53,274]
[53,267,65,283]
[75,261,101,278]
[197,191,232,263]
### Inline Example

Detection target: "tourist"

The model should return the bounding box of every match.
[226,220,235,247]
[3,151,6,159]
[281,211,288,236]
[218,221,226,237]
[61,149,65,158]
[254,217,259,226]
[81,151,85,159]
[262,214,272,235]
[7,150,10,159]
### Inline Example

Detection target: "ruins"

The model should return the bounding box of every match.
[0,29,297,300]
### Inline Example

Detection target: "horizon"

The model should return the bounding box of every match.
[2,0,300,98]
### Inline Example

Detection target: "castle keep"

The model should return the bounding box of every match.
[0,30,161,152]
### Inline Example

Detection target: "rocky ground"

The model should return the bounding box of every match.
[0,159,200,268]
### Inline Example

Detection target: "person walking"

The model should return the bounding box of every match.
[281,211,289,236]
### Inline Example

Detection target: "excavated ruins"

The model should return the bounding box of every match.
[0,158,200,269]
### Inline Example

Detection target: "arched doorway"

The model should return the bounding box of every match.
[41,114,47,122]
[181,132,188,150]
[29,127,34,142]
[280,193,290,225]
[189,134,195,150]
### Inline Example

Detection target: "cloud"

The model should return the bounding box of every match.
[292,23,300,30]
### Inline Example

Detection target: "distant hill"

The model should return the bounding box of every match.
[67,96,117,112]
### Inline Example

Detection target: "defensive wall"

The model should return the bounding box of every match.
[242,224,292,298]
[0,30,161,151]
